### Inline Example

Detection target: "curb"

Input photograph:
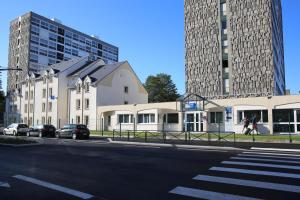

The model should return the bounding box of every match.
[108,139,245,151]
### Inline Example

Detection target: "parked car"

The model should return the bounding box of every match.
[27,124,56,137]
[55,124,90,140]
[3,123,29,136]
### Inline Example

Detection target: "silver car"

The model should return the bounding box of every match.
[3,123,29,136]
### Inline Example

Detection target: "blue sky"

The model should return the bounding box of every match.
[0,0,299,94]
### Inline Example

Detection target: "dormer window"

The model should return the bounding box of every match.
[85,83,90,93]
[43,77,47,84]
[76,84,81,93]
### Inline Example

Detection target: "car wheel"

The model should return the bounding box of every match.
[27,132,30,137]
[39,132,43,138]
[72,133,77,140]
[13,131,17,136]
[55,132,60,138]
[3,130,6,135]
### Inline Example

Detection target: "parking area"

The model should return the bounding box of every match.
[0,136,300,199]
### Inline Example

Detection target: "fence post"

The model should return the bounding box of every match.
[289,110,292,143]
[188,131,191,143]
[145,131,147,142]
[113,130,115,140]
[133,117,136,138]
[127,130,130,141]
[252,131,255,142]
[119,122,122,138]
[233,132,236,144]
[218,121,221,141]
[101,118,104,136]
[185,131,187,143]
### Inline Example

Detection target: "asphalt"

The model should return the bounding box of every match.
[0,136,300,200]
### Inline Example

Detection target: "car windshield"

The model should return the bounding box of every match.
[18,124,28,128]
[76,125,87,129]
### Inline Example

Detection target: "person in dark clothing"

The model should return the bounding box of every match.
[252,114,259,134]
[242,117,250,134]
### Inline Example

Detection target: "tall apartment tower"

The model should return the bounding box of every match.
[7,12,118,93]
[185,0,285,98]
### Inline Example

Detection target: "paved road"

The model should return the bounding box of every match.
[0,137,300,200]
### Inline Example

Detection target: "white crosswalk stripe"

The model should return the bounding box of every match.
[169,186,262,200]
[193,175,300,193]
[236,153,300,161]
[230,156,300,164]
[170,147,300,199]
[210,166,300,179]
[251,147,300,153]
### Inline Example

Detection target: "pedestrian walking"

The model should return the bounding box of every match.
[242,117,251,135]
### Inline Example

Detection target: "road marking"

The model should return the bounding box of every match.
[243,151,300,157]
[169,186,261,200]
[230,156,300,164]
[251,147,300,153]
[194,175,300,193]
[0,182,10,188]
[237,153,300,161]
[177,148,227,152]
[13,175,94,199]
[222,160,300,170]
[210,167,300,179]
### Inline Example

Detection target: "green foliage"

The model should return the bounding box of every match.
[144,73,180,103]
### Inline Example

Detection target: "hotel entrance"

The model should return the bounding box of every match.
[185,112,204,132]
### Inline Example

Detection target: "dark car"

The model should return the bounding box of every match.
[55,124,90,140]
[27,124,56,137]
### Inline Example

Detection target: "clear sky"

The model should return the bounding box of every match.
[0,0,299,94]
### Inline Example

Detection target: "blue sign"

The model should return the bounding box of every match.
[185,102,197,110]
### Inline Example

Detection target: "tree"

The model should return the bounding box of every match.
[144,73,180,103]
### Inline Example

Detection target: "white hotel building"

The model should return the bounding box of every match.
[5,56,148,130]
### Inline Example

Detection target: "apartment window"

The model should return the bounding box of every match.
[72,49,78,56]
[39,49,48,56]
[48,88,53,97]
[85,99,89,109]
[49,59,56,65]
[76,116,80,124]
[40,39,48,47]
[163,113,179,124]
[49,32,57,41]
[79,44,85,51]
[42,103,46,112]
[49,41,56,50]
[79,36,85,43]
[48,102,52,112]
[30,45,39,54]
[30,104,33,113]
[65,48,71,54]
[25,91,28,100]
[48,51,56,58]
[86,40,91,46]
[24,104,28,113]
[41,21,48,29]
[210,112,223,123]
[31,17,40,26]
[57,36,64,44]
[30,36,39,45]
[42,117,46,124]
[124,86,129,93]
[58,27,65,36]
[118,114,133,124]
[30,54,38,63]
[65,31,72,38]
[42,89,46,98]
[222,21,227,30]
[49,24,57,33]
[30,90,34,100]
[31,26,39,36]
[138,114,155,124]
[72,42,78,49]
[84,116,89,126]
[48,117,52,125]
[73,33,78,41]
[76,99,81,110]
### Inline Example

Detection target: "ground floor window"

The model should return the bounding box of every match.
[210,112,223,123]
[118,114,133,124]
[84,116,89,126]
[76,116,80,124]
[48,117,52,125]
[238,110,268,123]
[163,113,179,124]
[138,114,155,124]
[273,109,299,133]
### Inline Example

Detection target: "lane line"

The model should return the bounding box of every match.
[243,151,300,157]
[177,148,227,152]
[169,186,261,200]
[230,156,300,164]
[13,175,94,199]
[210,167,300,179]
[194,175,300,193]
[222,161,300,170]
[251,147,300,153]
[237,154,300,161]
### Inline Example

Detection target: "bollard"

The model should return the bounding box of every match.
[127,130,130,141]
[112,130,115,140]
[145,131,147,142]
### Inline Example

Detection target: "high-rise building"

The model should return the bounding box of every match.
[7,11,119,92]
[185,0,285,98]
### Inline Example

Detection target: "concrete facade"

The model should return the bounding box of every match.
[185,0,285,99]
